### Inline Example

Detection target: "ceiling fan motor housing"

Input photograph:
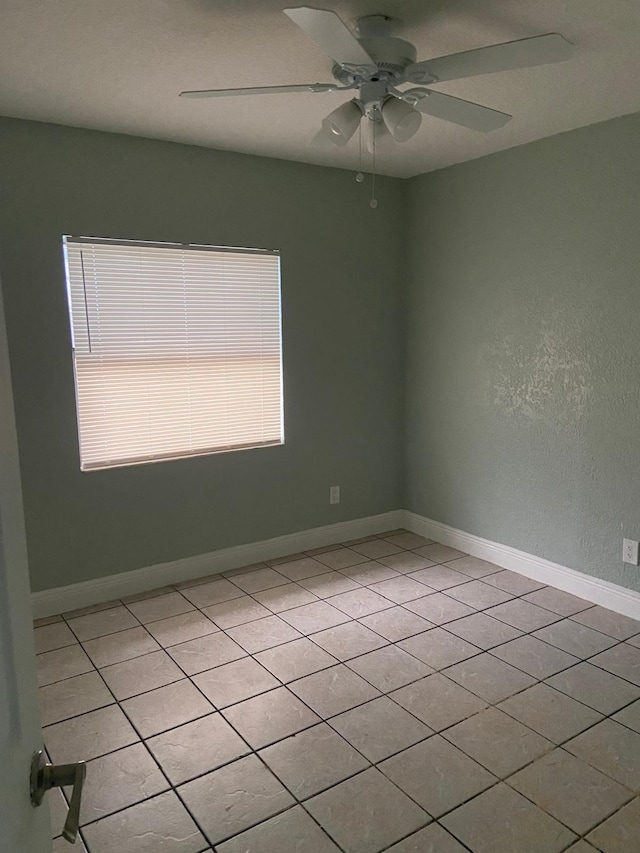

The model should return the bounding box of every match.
[332,35,417,86]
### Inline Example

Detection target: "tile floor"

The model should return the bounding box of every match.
[35,530,640,853]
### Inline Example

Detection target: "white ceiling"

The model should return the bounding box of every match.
[1,0,640,178]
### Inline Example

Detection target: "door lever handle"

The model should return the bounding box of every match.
[30,750,87,844]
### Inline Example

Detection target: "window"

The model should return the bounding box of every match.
[63,237,283,471]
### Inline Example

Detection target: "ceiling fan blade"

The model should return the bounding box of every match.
[404,33,574,84]
[414,91,511,131]
[284,6,376,70]
[180,83,338,98]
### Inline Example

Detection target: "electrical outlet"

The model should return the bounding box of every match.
[329,485,340,505]
[623,538,639,565]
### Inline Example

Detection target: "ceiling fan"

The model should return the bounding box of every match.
[180,6,574,151]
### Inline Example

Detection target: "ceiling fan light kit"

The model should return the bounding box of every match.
[179,5,575,202]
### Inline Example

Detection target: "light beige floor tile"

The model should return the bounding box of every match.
[613,698,640,733]
[379,735,496,817]
[383,532,433,550]
[100,650,184,700]
[386,823,469,853]
[442,708,554,777]
[590,642,640,686]
[414,544,466,564]
[406,566,469,592]
[339,561,400,585]
[180,577,245,608]
[288,664,380,717]
[403,593,475,625]
[255,637,337,682]
[482,570,545,595]
[586,797,640,853]
[252,582,320,611]
[445,652,536,705]
[82,790,205,853]
[497,683,603,743]
[310,622,388,660]
[306,544,342,556]
[229,567,290,594]
[446,612,523,649]
[359,607,433,642]
[342,535,379,547]
[144,610,218,646]
[398,628,480,670]
[533,619,617,658]
[347,645,432,692]
[166,632,246,675]
[37,645,93,686]
[508,748,634,834]
[44,704,138,764]
[298,572,361,599]
[63,600,123,619]
[193,656,278,708]
[445,580,514,609]
[34,614,63,628]
[259,722,369,800]
[40,671,114,726]
[565,843,601,853]
[306,767,429,853]
[367,576,431,604]
[329,696,431,762]
[82,626,161,668]
[490,635,579,679]
[66,606,140,641]
[565,719,640,791]
[314,548,370,570]
[441,783,576,853]
[146,712,249,784]
[120,585,175,605]
[222,686,319,749]
[268,551,310,565]
[444,556,502,579]
[571,606,640,640]
[222,562,270,579]
[328,588,394,618]
[225,615,302,653]
[272,556,330,581]
[178,754,294,846]
[522,587,593,616]
[121,678,213,737]
[350,539,403,559]
[628,633,640,648]
[546,662,640,714]
[34,622,78,654]
[279,601,350,634]
[53,834,88,852]
[486,599,562,632]
[77,742,167,825]
[201,597,270,629]
[216,805,341,853]
[376,551,435,574]
[390,674,487,731]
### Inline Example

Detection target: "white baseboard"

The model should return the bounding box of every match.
[32,508,640,622]
[31,510,405,619]
[403,511,640,621]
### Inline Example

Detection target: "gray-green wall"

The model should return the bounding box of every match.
[406,112,640,591]
[0,118,405,592]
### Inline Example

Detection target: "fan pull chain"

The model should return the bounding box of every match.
[370,119,378,209]
[356,121,364,183]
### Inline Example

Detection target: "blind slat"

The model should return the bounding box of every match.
[64,237,283,470]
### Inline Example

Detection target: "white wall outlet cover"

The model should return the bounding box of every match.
[329,485,340,504]
[623,538,639,565]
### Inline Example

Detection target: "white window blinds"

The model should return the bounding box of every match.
[63,237,283,471]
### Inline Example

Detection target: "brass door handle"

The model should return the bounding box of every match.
[30,750,87,844]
